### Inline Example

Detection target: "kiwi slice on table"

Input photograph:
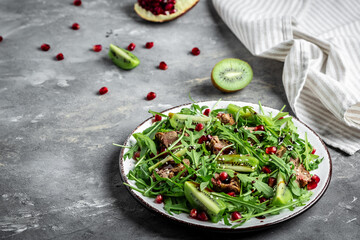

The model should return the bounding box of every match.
[108,44,140,70]
[211,58,253,92]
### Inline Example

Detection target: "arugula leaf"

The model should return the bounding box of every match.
[253,180,274,198]
[133,133,157,156]
[237,174,273,198]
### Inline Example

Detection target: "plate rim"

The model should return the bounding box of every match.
[118,101,332,232]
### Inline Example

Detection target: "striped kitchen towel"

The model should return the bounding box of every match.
[213,0,360,155]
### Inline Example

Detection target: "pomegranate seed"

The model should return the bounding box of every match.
[256,215,266,219]
[268,177,276,187]
[0,36,2,42]
[146,92,156,100]
[133,151,140,160]
[160,147,167,153]
[99,87,108,95]
[154,114,162,122]
[56,53,64,61]
[73,0,82,6]
[159,61,168,70]
[195,123,204,131]
[40,43,50,51]
[216,179,222,186]
[145,42,154,49]
[254,125,265,131]
[72,23,80,30]
[189,209,198,219]
[265,146,277,154]
[279,117,284,120]
[203,108,210,116]
[198,135,207,144]
[191,47,200,56]
[262,166,272,174]
[197,211,208,221]
[231,211,242,221]
[155,194,163,203]
[219,172,228,182]
[259,197,267,203]
[311,148,316,154]
[307,181,317,190]
[227,192,236,197]
[311,174,320,184]
[93,44,102,52]
[127,43,136,51]
[165,3,174,11]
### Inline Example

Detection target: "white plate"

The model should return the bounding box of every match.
[119,101,331,231]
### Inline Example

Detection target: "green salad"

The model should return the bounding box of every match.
[119,101,322,227]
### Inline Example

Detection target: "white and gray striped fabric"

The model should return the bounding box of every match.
[213,0,360,155]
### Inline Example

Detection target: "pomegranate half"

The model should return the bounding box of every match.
[134,0,199,23]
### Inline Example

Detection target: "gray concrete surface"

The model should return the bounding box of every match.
[0,0,359,239]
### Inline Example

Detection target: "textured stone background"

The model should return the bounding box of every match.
[0,0,359,239]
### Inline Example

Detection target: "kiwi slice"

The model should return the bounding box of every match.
[184,181,226,223]
[108,44,140,70]
[216,154,259,172]
[148,148,186,172]
[168,113,210,130]
[272,172,293,206]
[211,58,253,92]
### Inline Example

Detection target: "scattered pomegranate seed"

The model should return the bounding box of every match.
[268,177,276,187]
[133,151,140,160]
[40,43,50,51]
[311,148,316,154]
[231,211,242,221]
[93,44,102,52]
[145,42,154,49]
[189,209,198,219]
[73,0,82,6]
[254,125,265,131]
[219,172,228,182]
[203,108,210,116]
[127,43,136,51]
[0,36,2,42]
[197,211,208,221]
[159,61,168,70]
[259,197,267,203]
[227,192,236,197]
[198,135,207,144]
[307,181,317,190]
[99,87,108,95]
[155,194,163,203]
[146,92,156,100]
[195,123,204,131]
[191,47,200,56]
[265,146,277,154]
[262,166,272,174]
[311,174,320,184]
[56,53,64,61]
[72,23,80,30]
[154,114,162,122]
